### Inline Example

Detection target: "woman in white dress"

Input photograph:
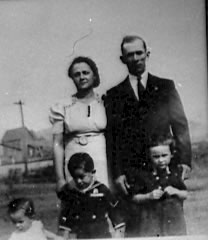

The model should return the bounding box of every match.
[49,56,109,191]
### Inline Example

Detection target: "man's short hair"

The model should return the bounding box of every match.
[121,35,147,55]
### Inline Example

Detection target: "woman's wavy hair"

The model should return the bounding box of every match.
[68,56,100,88]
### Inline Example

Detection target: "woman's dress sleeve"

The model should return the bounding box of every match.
[49,102,65,134]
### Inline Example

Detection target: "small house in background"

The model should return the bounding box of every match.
[0,127,53,178]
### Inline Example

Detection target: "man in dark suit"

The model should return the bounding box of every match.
[105,35,192,195]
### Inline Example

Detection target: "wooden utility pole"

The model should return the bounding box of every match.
[14,100,28,176]
[14,100,25,127]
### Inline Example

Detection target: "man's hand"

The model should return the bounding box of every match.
[178,164,191,180]
[115,175,130,195]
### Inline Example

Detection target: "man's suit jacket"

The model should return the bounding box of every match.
[104,73,192,179]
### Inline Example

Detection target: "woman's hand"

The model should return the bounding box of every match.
[56,179,66,192]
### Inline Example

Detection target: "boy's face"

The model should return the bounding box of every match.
[73,168,94,190]
[10,209,32,232]
[150,145,172,170]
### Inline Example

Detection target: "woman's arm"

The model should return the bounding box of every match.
[53,133,66,192]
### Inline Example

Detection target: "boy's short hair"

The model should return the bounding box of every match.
[8,198,35,218]
[68,152,95,177]
[148,133,176,154]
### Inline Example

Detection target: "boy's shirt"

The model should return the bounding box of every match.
[57,180,124,231]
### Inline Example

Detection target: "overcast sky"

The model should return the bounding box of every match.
[0,0,207,141]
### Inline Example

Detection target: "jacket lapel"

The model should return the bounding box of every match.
[146,73,159,95]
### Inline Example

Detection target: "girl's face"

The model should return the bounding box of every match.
[150,145,172,170]
[73,168,94,190]
[10,209,32,232]
[71,62,95,92]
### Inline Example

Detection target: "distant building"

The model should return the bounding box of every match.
[0,127,53,166]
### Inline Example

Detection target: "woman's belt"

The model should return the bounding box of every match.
[73,132,104,146]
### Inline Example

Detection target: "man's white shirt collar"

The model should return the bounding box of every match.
[129,71,148,99]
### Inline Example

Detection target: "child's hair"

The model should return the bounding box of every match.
[8,198,35,218]
[68,152,95,177]
[148,133,176,154]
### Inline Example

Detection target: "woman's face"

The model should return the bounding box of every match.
[71,62,95,91]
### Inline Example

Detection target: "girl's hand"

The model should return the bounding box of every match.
[150,188,164,200]
[164,186,178,196]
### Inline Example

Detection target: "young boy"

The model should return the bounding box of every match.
[125,134,188,237]
[57,152,125,239]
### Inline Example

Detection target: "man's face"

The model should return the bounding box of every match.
[121,39,149,76]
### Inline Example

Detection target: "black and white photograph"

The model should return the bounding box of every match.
[0,0,207,239]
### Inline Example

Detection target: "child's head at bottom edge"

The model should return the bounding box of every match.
[68,152,96,190]
[8,198,35,232]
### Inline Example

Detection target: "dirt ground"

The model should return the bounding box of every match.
[1,168,208,240]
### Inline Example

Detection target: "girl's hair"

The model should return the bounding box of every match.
[8,198,35,218]
[148,133,176,154]
[68,56,100,88]
[68,152,95,177]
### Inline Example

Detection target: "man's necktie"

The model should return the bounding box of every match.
[137,77,145,100]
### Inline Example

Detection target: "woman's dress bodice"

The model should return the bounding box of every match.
[49,94,109,186]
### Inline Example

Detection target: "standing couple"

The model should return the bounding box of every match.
[49,34,192,237]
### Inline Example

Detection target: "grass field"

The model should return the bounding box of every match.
[1,156,208,239]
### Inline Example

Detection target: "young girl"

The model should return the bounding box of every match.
[57,152,125,239]
[126,134,188,237]
[8,198,62,240]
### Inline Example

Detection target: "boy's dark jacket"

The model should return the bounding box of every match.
[57,180,124,231]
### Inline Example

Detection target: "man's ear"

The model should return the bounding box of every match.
[120,55,126,64]
[146,48,151,58]
[146,50,150,58]
[92,169,96,174]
